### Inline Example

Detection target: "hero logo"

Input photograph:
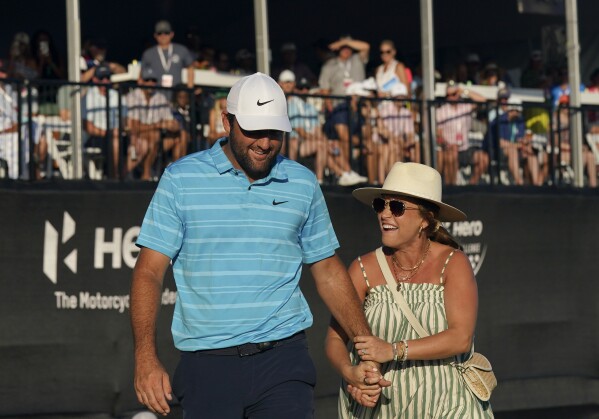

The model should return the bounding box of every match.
[443,220,487,275]
[43,211,140,284]
[43,212,77,284]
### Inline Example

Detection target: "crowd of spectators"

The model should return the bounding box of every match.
[1,21,599,187]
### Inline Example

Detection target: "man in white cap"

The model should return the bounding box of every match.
[130,72,386,417]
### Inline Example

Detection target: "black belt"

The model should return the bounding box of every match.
[189,331,305,357]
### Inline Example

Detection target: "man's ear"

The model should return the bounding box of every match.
[222,111,231,135]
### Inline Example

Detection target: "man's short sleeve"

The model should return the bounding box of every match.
[136,169,185,259]
[318,61,334,91]
[180,45,194,67]
[299,182,339,264]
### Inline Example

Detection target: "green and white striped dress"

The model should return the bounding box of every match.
[338,262,494,418]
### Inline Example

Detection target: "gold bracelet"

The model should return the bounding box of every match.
[392,342,399,361]
[400,339,409,362]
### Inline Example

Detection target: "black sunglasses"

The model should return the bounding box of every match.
[372,198,420,217]
[156,31,171,36]
[380,50,393,55]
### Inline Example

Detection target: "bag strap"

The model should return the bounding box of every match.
[375,247,430,338]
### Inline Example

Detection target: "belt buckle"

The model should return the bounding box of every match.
[237,340,276,357]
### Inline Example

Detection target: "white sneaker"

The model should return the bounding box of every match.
[337,172,354,186]
[349,170,368,184]
[338,171,367,186]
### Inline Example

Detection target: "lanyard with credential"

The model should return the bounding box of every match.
[157,44,173,72]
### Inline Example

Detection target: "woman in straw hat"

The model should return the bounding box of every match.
[325,162,493,418]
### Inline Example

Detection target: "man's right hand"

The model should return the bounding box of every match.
[134,356,173,416]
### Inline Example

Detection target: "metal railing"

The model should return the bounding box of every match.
[1,78,598,188]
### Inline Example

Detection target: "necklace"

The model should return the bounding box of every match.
[390,239,431,291]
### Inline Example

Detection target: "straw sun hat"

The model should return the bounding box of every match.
[352,162,467,222]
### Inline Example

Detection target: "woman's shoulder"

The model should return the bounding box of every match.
[430,243,473,283]
[430,242,468,264]
[350,249,379,269]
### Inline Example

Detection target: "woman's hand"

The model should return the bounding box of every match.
[342,361,384,407]
[354,335,394,363]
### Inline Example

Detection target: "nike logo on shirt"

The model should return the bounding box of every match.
[272,200,288,205]
[257,99,274,106]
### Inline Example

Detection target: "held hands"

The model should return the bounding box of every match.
[134,356,173,416]
[354,335,395,364]
[343,361,391,407]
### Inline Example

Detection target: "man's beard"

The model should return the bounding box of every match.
[228,128,281,181]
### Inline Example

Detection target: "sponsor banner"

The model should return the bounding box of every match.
[1,185,598,415]
[0,188,179,415]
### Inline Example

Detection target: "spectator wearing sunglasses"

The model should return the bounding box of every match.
[375,40,411,98]
[140,20,195,91]
[131,72,381,418]
[326,162,494,417]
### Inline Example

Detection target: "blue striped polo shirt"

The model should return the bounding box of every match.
[136,137,340,350]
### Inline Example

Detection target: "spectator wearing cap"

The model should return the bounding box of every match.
[82,63,122,178]
[318,35,370,181]
[279,69,349,185]
[140,20,195,90]
[435,81,487,185]
[80,38,126,83]
[272,42,317,88]
[480,61,513,88]
[488,87,527,185]
[131,72,378,418]
[125,67,179,180]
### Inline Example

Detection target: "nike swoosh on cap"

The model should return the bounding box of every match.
[272,199,288,205]
[257,99,274,106]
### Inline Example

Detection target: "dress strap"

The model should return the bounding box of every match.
[440,249,457,284]
[357,256,371,289]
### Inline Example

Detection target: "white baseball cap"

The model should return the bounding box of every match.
[278,69,296,83]
[227,72,291,132]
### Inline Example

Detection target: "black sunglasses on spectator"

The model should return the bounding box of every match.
[143,78,158,83]
[372,198,420,217]
[156,31,171,36]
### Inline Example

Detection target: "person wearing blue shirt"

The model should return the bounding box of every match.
[130,72,387,417]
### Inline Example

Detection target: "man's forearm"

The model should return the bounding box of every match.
[130,269,163,359]
[320,276,371,338]
[312,255,372,339]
